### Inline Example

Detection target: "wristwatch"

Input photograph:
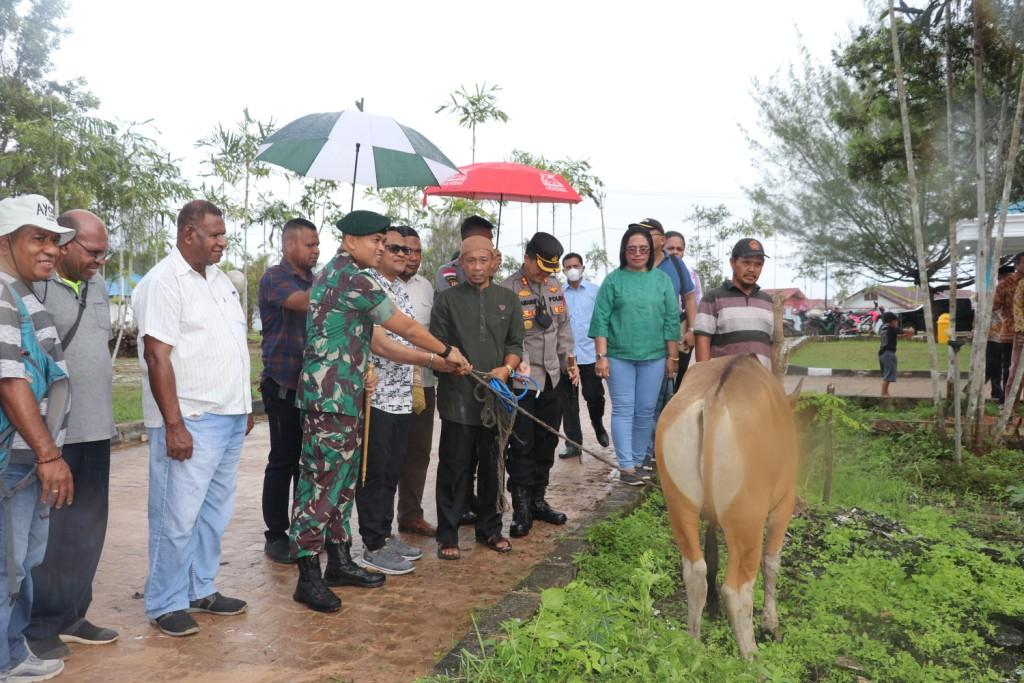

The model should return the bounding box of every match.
[439,343,453,359]
[596,353,606,360]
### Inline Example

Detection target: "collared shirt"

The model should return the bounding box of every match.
[431,282,524,426]
[434,258,465,291]
[500,268,574,389]
[368,271,414,414]
[990,272,1021,343]
[258,260,313,390]
[298,251,395,416]
[0,272,69,462]
[657,252,695,312]
[403,272,436,388]
[564,279,598,365]
[33,272,115,444]
[589,268,678,361]
[694,279,774,369]
[134,247,252,428]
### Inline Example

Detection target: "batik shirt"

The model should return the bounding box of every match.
[990,272,1021,343]
[368,270,414,415]
[297,252,395,417]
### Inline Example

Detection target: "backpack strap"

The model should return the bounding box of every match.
[59,279,89,352]
[667,255,687,320]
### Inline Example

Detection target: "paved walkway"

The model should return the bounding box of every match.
[64,414,620,683]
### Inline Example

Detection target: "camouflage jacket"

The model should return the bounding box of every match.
[297,252,395,416]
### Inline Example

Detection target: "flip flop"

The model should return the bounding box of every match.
[437,544,461,560]
[475,534,512,553]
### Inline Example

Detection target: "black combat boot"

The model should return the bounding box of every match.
[509,486,533,538]
[293,554,341,613]
[531,485,567,525]
[324,542,385,589]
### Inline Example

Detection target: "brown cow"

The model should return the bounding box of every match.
[655,354,800,658]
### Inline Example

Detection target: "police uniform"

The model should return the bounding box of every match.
[434,257,465,291]
[499,232,574,537]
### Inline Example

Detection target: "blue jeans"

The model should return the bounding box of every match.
[607,357,664,471]
[0,463,48,672]
[146,413,246,619]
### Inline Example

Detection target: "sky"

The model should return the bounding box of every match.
[50,0,870,300]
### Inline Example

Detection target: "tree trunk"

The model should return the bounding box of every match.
[599,195,608,277]
[889,0,942,415]
[944,3,962,464]
[242,166,251,328]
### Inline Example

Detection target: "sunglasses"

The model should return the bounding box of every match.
[385,244,412,255]
[625,246,651,255]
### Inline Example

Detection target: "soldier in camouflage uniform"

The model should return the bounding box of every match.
[289,210,469,613]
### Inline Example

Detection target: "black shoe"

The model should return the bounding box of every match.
[293,555,341,613]
[264,536,296,564]
[531,486,567,525]
[151,610,199,637]
[594,426,610,448]
[324,542,385,589]
[188,592,247,616]
[27,635,70,660]
[459,510,478,526]
[558,445,582,459]
[60,618,119,645]
[509,486,533,538]
[641,454,654,472]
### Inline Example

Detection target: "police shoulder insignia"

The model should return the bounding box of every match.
[518,289,531,297]
[548,285,559,293]
[524,320,533,330]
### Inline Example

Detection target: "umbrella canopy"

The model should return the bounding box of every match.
[424,162,582,204]
[256,111,459,199]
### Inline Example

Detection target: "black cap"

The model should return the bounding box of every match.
[526,232,564,273]
[460,215,494,239]
[335,210,390,236]
[629,218,664,234]
[731,237,769,259]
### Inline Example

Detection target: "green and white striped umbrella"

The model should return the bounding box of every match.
[255,110,459,193]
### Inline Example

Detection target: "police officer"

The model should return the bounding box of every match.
[500,232,577,538]
[289,210,468,613]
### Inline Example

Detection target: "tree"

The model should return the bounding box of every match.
[584,245,612,279]
[551,158,604,252]
[298,179,344,234]
[364,186,428,227]
[684,204,775,289]
[419,198,496,280]
[436,82,509,163]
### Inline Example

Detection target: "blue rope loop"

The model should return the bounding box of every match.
[489,372,540,413]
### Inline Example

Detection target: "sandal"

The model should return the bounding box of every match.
[437,544,461,560]
[475,534,512,553]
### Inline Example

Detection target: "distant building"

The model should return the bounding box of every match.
[839,285,973,312]
[763,287,814,312]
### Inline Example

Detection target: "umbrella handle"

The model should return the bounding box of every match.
[350,142,361,212]
[361,365,375,486]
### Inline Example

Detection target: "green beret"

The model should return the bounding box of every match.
[335,210,390,236]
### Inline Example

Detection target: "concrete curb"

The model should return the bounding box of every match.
[432,483,648,677]
[111,399,266,446]
[787,365,969,379]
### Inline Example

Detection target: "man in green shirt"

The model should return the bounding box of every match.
[431,236,524,560]
[289,211,468,613]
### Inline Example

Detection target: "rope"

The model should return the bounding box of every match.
[467,370,659,492]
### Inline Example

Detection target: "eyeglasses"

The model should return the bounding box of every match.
[625,246,651,255]
[385,244,412,255]
[72,238,112,262]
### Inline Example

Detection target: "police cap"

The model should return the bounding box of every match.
[526,231,564,274]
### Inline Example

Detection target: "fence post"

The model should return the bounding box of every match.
[772,292,786,380]
[823,383,835,504]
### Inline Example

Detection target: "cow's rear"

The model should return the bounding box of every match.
[655,355,800,658]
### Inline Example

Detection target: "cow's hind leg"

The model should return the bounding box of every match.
[720,519,764,659]
[761,491,795,641]
[676,506,708,640]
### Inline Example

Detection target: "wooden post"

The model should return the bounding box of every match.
[823,383,835,504]
[771,292,786,381]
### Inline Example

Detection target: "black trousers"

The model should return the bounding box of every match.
[987,341,1013,399]
[673,349,693,392]
[397,388,434,525]
[436,420,501,546]
[260,377,302,542]
[26,440,110,640]
[356,408,411,550]
[560,363,606,446]
[507,376,562,491]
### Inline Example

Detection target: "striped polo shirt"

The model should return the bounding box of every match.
[693,280,773,368]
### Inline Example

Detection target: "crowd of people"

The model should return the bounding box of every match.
[0,193,773,681]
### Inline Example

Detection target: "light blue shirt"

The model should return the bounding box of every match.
[564,279,598,364]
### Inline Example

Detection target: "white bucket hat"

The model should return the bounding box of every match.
[0,195,75,245]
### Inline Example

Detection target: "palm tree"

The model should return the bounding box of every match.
[436,83,509,163]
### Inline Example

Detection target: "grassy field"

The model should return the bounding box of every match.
[426,397,1024,682]
[789,338,973,372]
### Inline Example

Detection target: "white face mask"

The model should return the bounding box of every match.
[565,267,582,282]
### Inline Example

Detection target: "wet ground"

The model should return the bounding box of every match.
[64,415,620,683]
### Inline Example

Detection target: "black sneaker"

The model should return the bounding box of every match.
[641,454,654,472]
[27,635,69,660]
[619,471,645,487]
[594,426,610,448]
[188,592,247,616]
[264,536,296,564]
[59,618,119,645]
[152,610,199,637]
[558,446,581,459]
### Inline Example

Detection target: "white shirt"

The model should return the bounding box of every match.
[403,272,436,388]
[134,247,252,428]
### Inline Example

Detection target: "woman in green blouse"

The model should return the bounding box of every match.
[589,226,679,485]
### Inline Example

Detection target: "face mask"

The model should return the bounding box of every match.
[565,267,582,282]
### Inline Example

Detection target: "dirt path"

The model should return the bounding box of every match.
[63,415,619,683]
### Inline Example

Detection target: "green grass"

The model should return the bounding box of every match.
[790,339,972,372]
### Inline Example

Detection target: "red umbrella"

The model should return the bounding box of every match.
[424,162,582,243]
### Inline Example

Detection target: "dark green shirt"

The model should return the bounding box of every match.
[430,282,525,426]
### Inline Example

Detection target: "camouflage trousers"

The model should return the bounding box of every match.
[288,410,362,558]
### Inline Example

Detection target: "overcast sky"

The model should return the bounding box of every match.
[52,0,870,300]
